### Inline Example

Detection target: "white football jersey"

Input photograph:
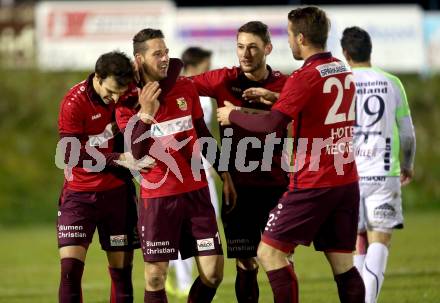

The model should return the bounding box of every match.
[352,67,412,177]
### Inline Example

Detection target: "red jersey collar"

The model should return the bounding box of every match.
[238,64,276,85]
[302,52,332,67]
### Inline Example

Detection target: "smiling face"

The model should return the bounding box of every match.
[95,75,128,104]
[236,32,271,73]
[136,38,170,81]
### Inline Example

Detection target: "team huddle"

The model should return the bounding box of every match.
[55,6,415,303]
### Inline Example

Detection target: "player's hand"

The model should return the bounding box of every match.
[138,82,161,121]
[400,167,414,186]
[242,87,278,105]
[221,172,237,214]
[115,152,156,172]
[217,101,236,126]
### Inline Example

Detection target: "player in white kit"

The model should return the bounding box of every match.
[166,47,219,298]
[341,27,416,303]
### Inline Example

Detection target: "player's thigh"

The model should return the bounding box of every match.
[180,187,223,260]
[324,251,354,275]
[313,182,360,252]
[257,241,290,271]
[364,177,403,232]
[59,245,87,262]
[57,188,98,250]
[106,250,134,268]
[367,230,393,247]
[96,183,140,252]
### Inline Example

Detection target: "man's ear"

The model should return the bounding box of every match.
[297,33,305,47]
[265,43,273,56]
[94,73,102,85]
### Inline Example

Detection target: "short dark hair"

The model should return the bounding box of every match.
[181,47,212,69]
[237,21,271,45]
[288,6,330,49]
[95,51,134,88]
[132,28,164,55]
[340,26,372,62]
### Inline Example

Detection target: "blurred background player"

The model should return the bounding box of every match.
[217,7,365,303]
[121,28,236,303]
[190,21,289,303]
[341,26,416,303]
[165,46,219,298]
[57,51,151,303]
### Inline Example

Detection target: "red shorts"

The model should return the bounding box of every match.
[262,182,360,253]
[138,186,223,262]
[57,183,140,251]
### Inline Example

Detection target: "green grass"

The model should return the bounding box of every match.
[0,211,439,303]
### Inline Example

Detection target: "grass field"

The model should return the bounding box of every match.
[0,211,439,303]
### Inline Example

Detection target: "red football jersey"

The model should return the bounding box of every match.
[58,74,125,191]
[118,77,208,198]
[272,52,358,189]
[191,66,289,188]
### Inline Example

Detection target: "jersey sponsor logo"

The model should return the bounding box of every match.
[373,203,396,219]
[197,238,215,251]
[110,234,128,247]
[316,61,350,78]
[150,115,193,138]
[176,97,188,111]
[88,122,116,147]
[91,113,102,120]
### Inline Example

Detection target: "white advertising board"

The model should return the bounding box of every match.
[35,1,175,70]
[36,3,424,73]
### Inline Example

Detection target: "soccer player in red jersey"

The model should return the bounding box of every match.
[57,51,151,303]
[190,21,289,303]
[118,28,236,303]
[217,7,365,303]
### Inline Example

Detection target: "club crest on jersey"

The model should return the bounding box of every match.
[176,98,188,111]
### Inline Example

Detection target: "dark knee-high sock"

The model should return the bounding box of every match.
[235,266,259,303]
[144,289,167,303]
[266,265,298,303]
[334,267,365,303]
[109,266,133,303]
[59,258,84,303]
[187,276,217,303]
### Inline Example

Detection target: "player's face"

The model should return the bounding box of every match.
[288,21,302,60]
[236,32,270,73]
[96,76,128,104]
[138,38,170,81]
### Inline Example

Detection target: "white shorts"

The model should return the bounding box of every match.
[358,176,404,233]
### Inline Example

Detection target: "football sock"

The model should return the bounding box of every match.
[266,265,298,303]
[334,267,365,303]
[144,289,167,303]
[363,242,389,303]
[353,254,366,275]
[187,276,217,303]
[59,258,84,303]
[235,266,259,303]
[109,266,133,303]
